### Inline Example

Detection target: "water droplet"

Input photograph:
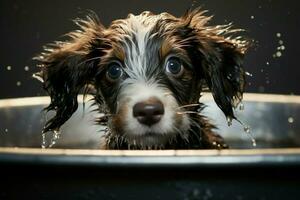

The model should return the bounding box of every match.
[227,117,232,126]
[288,117,294,123]
[24,66,29,71]
[244,125,250,133]
[266,61,270,65]
[4,128,8,133]
[260,69,264,73]
[16,81,21,86]
[32,74,44,83]
[250,15,255,19]
[245,72,253,77]
[251,139,257,147]
[276,51,282,57]
[278,40,284,45]
[239,103,244,110]
[48,130,61,148]
[41,133,46,149]
[6,66,12,71]
[281,45,285,50]
[276,33,281,38]
[243,125,257,147]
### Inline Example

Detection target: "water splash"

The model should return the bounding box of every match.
[41,130,61,148]
[48,130,61,148]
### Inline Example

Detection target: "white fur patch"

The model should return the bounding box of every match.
[120,14,159,81]
[117,80,190,146]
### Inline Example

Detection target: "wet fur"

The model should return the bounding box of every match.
[34,8,249,150]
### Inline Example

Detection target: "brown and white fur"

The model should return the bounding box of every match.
[34,8,249,150]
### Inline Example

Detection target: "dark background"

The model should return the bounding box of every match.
[0,0,299,98]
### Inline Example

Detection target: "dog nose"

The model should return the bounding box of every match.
[133,97,165,126]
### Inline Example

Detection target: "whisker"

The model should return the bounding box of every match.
[176,111,201,115]
[176,103,200,110]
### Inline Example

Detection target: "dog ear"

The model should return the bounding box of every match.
[201,40,247,121]
[185,8,249,121]
[34,14,105,133]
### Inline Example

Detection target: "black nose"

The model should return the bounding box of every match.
[133,97,165,126]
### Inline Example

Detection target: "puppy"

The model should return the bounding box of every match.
[34,8,249,150]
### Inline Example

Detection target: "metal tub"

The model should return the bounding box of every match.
[0,93,299,199]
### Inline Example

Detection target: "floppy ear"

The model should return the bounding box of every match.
[34,14,105,133]
[202,40,247,121]
[185,8,249,121]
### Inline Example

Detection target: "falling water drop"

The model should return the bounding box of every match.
[24,66,30,71]
[243,125,257,147]
[41,133,46,149]
[239,103,244,110]
[227,117,232,126]
[6,66,12,71]
[276,33,281,38]
[244,125,250,133]
[245,72,253,77]
[16,81,21,86]
[32,74,44,83]
[276,51,282,57]
[251,139,257,147]
[288,117,294,123]
[48,130,61,148]
[4,128,8,133]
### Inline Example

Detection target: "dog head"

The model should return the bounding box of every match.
[35,8,249,148]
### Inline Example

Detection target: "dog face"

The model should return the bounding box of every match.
[35,8,248,148]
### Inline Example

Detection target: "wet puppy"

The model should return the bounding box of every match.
[34,8,249,150]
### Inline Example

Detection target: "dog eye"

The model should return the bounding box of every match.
[165,57,184,76]
[106,62,123,81]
